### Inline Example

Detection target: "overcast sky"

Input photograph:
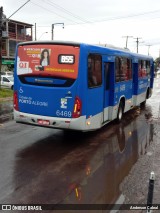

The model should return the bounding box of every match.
[1,0,160,58]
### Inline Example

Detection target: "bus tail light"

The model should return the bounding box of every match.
[14,91,19,111]
[72,96,82,118]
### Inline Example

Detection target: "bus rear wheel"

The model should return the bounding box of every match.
[117,102,124,122]
[140,89,148,108]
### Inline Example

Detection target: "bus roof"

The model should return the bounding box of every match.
[17,40,153,60]
[17,40,81,47]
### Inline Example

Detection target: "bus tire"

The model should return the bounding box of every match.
[117,101,124,122]
[140,89,148,108]
[140,100,146,108]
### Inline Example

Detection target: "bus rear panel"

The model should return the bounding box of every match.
[14,42,86,131]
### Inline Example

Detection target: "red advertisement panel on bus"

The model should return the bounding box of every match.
[17,45,79,79]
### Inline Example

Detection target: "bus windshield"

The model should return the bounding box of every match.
[17,44,80,79]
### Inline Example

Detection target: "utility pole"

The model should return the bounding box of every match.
[122,36,133,49]
[35,23,37,41]
[134,37,142,53]
[0,6,3,89]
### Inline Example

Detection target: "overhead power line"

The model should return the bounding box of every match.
[8,0,31,19]
[43,0,92,24]
[30,0,80,24]
[91,9,160,24]
[29,0,160,26]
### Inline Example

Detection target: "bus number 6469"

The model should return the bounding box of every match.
[56,110,72,117]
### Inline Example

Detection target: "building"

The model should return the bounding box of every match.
[1,18,33,72]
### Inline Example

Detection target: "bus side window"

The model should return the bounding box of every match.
[115,57,132,82]
[138,60,143,77]
[139,60,147,78]
[127,59,132,80]
[142,60,147,77]
[115,57,121,82]
[146,61,151,77]
[88,54,102,88]
[120,57,127,81]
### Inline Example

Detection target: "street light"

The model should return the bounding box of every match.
[122,36,133,49]
[146,44,152,56]
[38,32,48,40]
[51,23,64,40]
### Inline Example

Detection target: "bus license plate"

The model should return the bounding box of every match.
[38,119,50,125]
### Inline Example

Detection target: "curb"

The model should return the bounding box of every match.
[0,97,13,102]
[0,112,13,124]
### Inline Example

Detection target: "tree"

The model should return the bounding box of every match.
[154,57,160,71]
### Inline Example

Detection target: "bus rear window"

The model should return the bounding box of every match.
[19,76,75,87]
[17,44,79,80]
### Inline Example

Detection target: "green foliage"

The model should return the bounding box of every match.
[0,88,13,99]
[154,57,160,70]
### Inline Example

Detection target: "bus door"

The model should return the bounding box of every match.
[103,61,113,122]
[86,54,104,130]
[132,61,138,101]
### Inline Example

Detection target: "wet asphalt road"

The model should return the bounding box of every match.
[0,78,160,213]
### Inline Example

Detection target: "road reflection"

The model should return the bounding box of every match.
[7,104,154,211]
[62,109,153,207]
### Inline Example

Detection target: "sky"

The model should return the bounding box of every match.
[1,0,160,58]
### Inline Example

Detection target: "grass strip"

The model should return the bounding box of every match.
[0,88,13,99]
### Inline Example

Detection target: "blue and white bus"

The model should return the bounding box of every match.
[14,41,154,131]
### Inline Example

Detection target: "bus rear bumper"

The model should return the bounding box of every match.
[14,110,86,131]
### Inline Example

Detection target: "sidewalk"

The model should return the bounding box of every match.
[120,127,160,203]
[0,97,13,123]
[120,94,160,212]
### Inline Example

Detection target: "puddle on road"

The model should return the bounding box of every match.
[4,105,155,210]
